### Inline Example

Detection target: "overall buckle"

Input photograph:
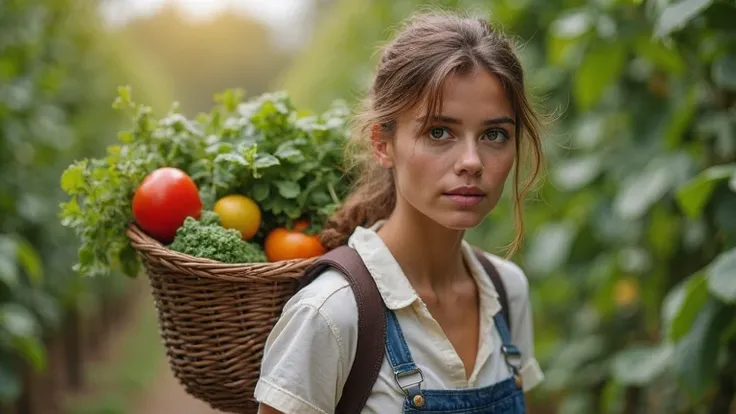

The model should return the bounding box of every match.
[394,367,424,395]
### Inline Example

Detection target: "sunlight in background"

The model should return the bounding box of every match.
[100,0,316,49]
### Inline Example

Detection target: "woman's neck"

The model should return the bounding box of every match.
[377,203,468,292]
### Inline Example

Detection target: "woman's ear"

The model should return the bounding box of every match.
[371,124,394,168]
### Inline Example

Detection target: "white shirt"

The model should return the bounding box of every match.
[254,222,544,414]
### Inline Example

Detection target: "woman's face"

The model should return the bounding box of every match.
[376,68,517,230]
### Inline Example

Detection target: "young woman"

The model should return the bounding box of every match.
[256,10,545,414]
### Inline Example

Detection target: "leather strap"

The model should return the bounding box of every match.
[473,249,511,332]
[300,246,386,414]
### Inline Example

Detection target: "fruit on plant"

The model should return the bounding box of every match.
[613,277,639,307]
[264,220,327,262]
[132,167,202,243]
[213,194,262,240]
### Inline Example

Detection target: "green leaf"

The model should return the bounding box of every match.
[0,236,19,287]
[13,336,46,372]
[574,43,626,110]
[676,164,736,218]
[310,191,331,205]
[284,206,302,219]
[275,181,300,199]
[635,36,686,74]
[118,243,140,278]
[647,206,680,258]
[731,171,736,192]
[275,143,305,162]
[60,161,86,195]
[654,0,714,38]
[706,247,736,303]
[552,155,602,191]
[612,344,673,386]
[674,300,732,400]
[0,255,18,287]
[15,238,42,284]
[252,182,270,202]
[664,86,697,148]
[0,304,38,338]
[254,153,280,169]
[118,85,132,104]
[712,53,736,90]
[668,272,709,341]
[525,221,577,274]
[614,158,673,220]
[214,153,248,167]
[550,9,592,39]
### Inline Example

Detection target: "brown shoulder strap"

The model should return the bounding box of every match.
[300,246,386,414]
[473,249,511,332]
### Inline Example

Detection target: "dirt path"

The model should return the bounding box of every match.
[137,364,224,414]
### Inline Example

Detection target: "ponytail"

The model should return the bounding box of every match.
[320,165,396,250]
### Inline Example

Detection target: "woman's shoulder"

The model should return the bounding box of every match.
[476,250,530,304]
[281,268,360,337]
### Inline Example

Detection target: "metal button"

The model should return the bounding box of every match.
[413,394,425,407]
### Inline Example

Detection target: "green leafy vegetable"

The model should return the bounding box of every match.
[169,215,267,263]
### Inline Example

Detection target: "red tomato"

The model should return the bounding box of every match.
[132,167,202,243]
[264,220,327,262]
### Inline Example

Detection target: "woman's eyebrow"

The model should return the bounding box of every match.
[415,115,516,125]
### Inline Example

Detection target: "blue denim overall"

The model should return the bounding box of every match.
[385,309,526,413]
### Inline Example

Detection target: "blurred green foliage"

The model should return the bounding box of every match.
[0,0,168,404]
[280,0,736,412]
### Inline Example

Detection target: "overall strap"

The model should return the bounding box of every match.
[300,246,386,414]
[493,312,523,388]
[472,248,511,334]
[473,249,523,387]
[384,310,424,404]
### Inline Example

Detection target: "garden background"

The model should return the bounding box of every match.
[1,0,734,413]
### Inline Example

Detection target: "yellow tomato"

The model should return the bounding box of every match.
[213,195,261,240]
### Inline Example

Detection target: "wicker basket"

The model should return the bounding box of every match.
[126,223,318,414]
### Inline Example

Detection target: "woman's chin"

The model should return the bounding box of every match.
[434,210,488,231]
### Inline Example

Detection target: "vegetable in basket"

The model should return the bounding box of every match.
[132,167,203,243]
[213,194,261,241]
[264,219,327,262]
[169,212,267,263]
[59,87,351,277]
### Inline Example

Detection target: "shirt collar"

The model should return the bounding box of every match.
[348,221,418,309]
[347,220,502,316]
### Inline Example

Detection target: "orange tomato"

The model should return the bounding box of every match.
[264,220,326,262]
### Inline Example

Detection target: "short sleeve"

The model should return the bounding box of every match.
[488,254,545,392]
[254,298,349,414]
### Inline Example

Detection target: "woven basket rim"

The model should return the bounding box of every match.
[125,222,316,278]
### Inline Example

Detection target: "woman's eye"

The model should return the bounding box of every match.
[429,127,449,140]
[483,129,509,142]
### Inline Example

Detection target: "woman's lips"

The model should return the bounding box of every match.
[443,186,486,206]
[445,194,485,206]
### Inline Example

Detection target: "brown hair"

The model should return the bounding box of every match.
[321,11,544,258]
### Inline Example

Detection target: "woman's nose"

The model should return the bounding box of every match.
[454,140,483,176]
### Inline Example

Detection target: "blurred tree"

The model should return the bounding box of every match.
[113,5,292,116]
[278,0,736,413]
[0,0,169,405]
